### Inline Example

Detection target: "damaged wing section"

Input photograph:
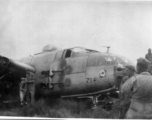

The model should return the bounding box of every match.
[0,56,10,76]
[0,55,36,101]
[9,59,35,73]
[0,55,35,77]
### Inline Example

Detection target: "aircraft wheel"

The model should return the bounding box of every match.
[98,97,114,111]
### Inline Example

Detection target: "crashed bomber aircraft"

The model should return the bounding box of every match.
[0,44,133,107]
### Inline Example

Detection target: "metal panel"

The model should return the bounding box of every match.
[87,53,99,67]
[31,51,57,72]
[50,60,65,92]
[86,53,115,92]
[20,56,33,65]
[55,50,64,60]
[87,53,118,67]
[63,73,87,95]
[50,56,88,94]
[64,56,88,74]
[86,66,110,93]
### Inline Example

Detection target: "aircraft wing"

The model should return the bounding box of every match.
[0,55,35,77]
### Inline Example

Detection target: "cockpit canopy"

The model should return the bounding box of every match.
[70,47,99,53]
[63,47,99,58]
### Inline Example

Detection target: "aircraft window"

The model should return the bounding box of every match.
[71,47,98,53]
[64,47,98,58]
[104,56,115,65]
[115,57,126,64]
[65,49,72,58]
[72,48,88,53]
[87,54,98,66]
[115,57,134,66]
[97,56,107,66]
[120,57,133,65]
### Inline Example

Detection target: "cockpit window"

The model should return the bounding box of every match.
[71,47,99,53]
[65,49,72,58]
[71,48,89,53]
[63,47,99,58]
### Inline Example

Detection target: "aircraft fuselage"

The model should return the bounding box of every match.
[19,47,133,98]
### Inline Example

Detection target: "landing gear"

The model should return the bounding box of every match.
[92,95,101,109]
[91,94,114,111]
[99,96,114,111]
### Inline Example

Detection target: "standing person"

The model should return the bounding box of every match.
[26,71,35,105]
[121,58,152,119]
[120,65,136,85]
[145,48,152,63]
[119,65,136,119]
[19,77,27,106]
[114,64,126,89]
[145,48,152,74]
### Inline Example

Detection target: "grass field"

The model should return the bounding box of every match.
[0,98,120,118]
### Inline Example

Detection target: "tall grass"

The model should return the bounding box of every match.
[0,97,120,118]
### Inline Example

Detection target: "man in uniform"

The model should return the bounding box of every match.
[19,77,27,106]
[119,65,136,118]
[121,58,152,119]
[26,71,35,105]
[114,64,126,89]
[145,48,152,62]
[145,48,152,74]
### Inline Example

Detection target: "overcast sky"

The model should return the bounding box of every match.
[0,0,152,64]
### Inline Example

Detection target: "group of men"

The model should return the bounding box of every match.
[118,48,152,119]
[19,71,35,106]
[19,69,54,106]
